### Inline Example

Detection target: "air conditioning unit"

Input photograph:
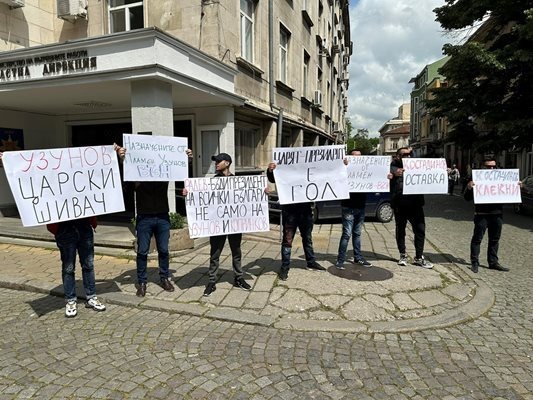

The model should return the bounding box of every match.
[0,0,25,8]
[332,36,340,53]
[313,90,322,107]
[57,0,87,21]
[343,55,350,66]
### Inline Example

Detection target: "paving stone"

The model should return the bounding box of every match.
[391,292,423,311]
[409,290,451,308]
[342,298,394,321]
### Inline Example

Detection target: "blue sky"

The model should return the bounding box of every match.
[347,0,454,137]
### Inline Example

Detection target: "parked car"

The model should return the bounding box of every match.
[515,175,533,214]
[268,192,393,223]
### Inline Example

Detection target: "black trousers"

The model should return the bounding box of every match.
[394,206,426,258]
[209,234,243,283]
[470,214,502,266]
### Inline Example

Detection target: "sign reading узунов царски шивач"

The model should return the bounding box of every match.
[0,50,96,82]
[2,146,125,227]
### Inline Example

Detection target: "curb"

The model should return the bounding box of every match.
[0,275,495,334]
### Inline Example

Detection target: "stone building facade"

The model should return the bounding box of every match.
[0,0,352,216]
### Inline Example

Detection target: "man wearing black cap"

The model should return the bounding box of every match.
[204,153,251,296]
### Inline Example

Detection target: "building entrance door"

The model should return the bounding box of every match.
[71,123,134,221]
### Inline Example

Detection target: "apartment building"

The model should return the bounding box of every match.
[377,103,410,156]
[408,56,449,158]
[0,0,352,216]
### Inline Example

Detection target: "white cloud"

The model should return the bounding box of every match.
[347,0,449,137]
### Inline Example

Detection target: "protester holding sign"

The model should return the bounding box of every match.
[464,158,521,273]
[115,144,192,297]
[267,162,326,282]
[0,151,106,318]
[184,153,252,297]
[389,147,433,269]
[336,149,373,270]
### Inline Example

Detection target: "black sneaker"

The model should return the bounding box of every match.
[234,277,252,291]
[306,261,326,271]
[203,282,216,297]
[355,259,372,268]
[489,263,509,272]
[471,263,479,273]
[278,269,289,281]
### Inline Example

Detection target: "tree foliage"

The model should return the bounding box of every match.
[429,1,533,153]
[345,126,379,154]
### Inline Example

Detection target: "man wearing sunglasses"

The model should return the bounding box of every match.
[464,158,509,273]
[389,147,433,269]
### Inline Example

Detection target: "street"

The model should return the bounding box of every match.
[0,194,532,399]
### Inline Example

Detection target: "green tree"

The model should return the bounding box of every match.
[428,1,533,153]
[346,127,379,154]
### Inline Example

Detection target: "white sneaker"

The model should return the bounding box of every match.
[65,301,77,318]
[413,256,433,269]
[397,254,408,266]
[85,297,106,312]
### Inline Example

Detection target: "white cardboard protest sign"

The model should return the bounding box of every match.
[402,158,448,194]
[2,146,125,227]
[185,175,269,238]
[346,155,391,192]
[272,145,349,204]
[472,168,521,204]
[123,134,189,181]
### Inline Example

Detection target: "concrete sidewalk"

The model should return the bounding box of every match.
[0,217,494,333]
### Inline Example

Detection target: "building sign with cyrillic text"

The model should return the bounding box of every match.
[0,50,97,82]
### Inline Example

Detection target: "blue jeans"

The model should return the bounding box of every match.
[281,206,315,270]
[337,206,365,264]
[470,214,502,266]
[136,214,170,284]
[56,222,96,302]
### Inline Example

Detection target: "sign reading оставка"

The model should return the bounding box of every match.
[2,145,124,226]
[184,175,269,238]
[272,145,350,204]
[402,158,448,195]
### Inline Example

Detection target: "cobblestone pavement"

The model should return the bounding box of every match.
[0,194,532,399]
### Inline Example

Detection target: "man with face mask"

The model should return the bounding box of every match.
[389,147,433,269]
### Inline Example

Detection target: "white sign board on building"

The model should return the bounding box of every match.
[272,145,349,204]
[122,134,189,181]
[185,175,269,238]
[472,169,522,204]
[2,145,125,227]
[402,158,448,194]
[346,155,391,192]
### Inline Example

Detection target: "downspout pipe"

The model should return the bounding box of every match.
[269,0,283,147]
[269,0,275,111]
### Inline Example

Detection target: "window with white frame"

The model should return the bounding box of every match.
[109,0,144,33]
[279,26,290,83]
[303,51,310,98]
[235,125,260,168]
[240,0,254,62]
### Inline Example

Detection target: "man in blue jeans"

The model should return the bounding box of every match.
[267,162,325,281]
[335,149,372,269]
[47,217,106,318]
[116,145,192,296]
